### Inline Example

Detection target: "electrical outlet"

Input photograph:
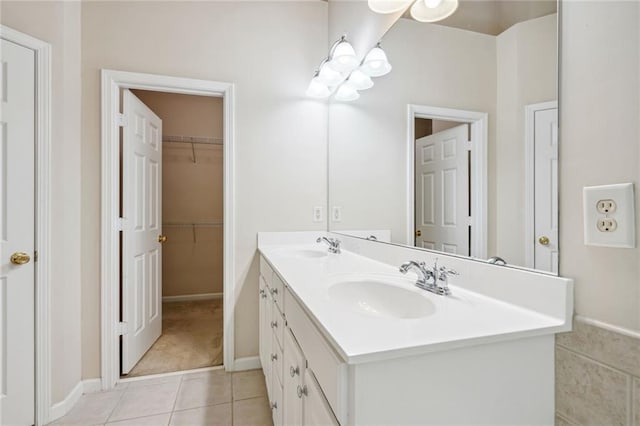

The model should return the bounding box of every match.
[596,199,616,214]
[313,206,323,223]
[332,206,342,222]
[596,218,617,232]
[583,183,635,248]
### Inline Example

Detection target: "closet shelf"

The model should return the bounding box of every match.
[162,135,223,164]
[162,222,223,243]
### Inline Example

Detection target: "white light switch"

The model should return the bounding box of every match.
[332,206,342,222]
[583,183,635,248]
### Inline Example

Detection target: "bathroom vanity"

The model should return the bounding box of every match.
[257,232,573,426]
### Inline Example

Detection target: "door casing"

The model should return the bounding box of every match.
[0,25,52,425]
[407,104,488,259]
[100,70,235,390]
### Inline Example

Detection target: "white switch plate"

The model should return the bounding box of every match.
[332,206,342,222]
[583,183,635,248]
[313,206,323,223]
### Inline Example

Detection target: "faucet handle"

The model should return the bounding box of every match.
[439,266,459,276]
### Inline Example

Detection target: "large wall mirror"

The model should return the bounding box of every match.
[328,0,559,274]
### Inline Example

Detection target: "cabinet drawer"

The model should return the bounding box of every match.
[260,255,274,286]
[271,299,285,350]
[285,288,346,421]
[272,332,284,387]
[271,273,285,311]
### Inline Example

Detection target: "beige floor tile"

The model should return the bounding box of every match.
[232,370,267,401]
[109,382,180,422]
[106,413,171,425]
[170,404,232,426]
[232,397,273,426]
[51,390,124,425]
[124,375,182,388]
[174,373,231,411]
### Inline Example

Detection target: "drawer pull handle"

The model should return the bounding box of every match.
[297,385,308,398]
[271,402,278,410]
[289,366,299,377]
[271,353,278,361]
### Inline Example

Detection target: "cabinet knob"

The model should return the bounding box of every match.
[289,365,300,377]
[270,288,278,295]
[271,402,278,410]
[538,236,550,246]
[297,385,307,398]
[271,353,278,361]
[270,321,278,329]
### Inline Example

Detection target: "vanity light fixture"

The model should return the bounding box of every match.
[334,84,360,102]
[360,43,392,77]
[345,69,374,90]
[306,71,332,98]
[368,0,459,23]
[328,36,359,73]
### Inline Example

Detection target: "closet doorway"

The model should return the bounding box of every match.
[120,89,224,378]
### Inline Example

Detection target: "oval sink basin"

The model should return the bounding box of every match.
[328,279,436,319]
[278,248,327,259]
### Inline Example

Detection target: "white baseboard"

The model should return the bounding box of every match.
[48,379,102,423]
[162,292,222,303]
[233,356,261,372]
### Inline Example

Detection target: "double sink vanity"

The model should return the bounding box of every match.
[257,232,573,425]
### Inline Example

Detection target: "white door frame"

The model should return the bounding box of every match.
[524,100,558,269]
[0,25,52,425]
[407,104,488,259]
[101,69,235,390]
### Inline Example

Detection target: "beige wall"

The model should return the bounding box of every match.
[495,14,557,267]
[0,1,82,404]
[81,1,328,378]
[560,1,640,331]
[132,90,223,298]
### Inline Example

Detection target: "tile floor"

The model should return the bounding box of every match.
[51,369,273,426]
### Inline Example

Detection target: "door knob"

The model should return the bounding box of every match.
[538,236,550,246]
[10,252,31,265]
[158,235,167,243]
[415,229,422,237]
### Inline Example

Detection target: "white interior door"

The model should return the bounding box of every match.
[0,39,36,425]
[533,107,558,273]
[415,124,469,255]
[122,90,163,374]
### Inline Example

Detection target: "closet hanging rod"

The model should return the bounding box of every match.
[162,135,223,145]
[162,222,223,227]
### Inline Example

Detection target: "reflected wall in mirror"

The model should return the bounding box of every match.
[328,0,558,274]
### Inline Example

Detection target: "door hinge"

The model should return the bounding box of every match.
[468,216,473,226]
[34,250,38,262]
[467,141,472,151]
[117,217,127,231]
[117,113,128,127]
[117,321,129,335]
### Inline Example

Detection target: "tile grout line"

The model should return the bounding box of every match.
[231,371,235,425]
[167,373,185,425]
[103,386,129,424]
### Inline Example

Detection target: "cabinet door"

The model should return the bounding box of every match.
[271,373,284,426]
[303,370,339,426]
[283,330,305,426]
[259,277,272,397]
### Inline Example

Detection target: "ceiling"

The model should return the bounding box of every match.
[402,0,557,36]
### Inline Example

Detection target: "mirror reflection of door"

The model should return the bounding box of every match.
[414,121,470,255]
[528,102,558,273]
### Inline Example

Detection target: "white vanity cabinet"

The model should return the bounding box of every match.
[260,256,342,426]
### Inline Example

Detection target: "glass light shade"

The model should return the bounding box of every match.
[368,0,413,14]
[345,70,374,90]
[334,84,360,102]
[328,40,359,73]
[317,63,344,86]
[410,0,458,22]
[306,78,331,98]
[360,46,392,77]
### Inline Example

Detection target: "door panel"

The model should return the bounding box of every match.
[415,124,469,255]
[0,39,35,426]
[533,108,559,273]
[122,89,163,374]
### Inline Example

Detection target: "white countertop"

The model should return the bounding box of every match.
[259,243,568,365]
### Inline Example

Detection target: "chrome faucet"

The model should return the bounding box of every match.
[399,259,458,296]
[487,256,507,266]
[316,237,341,254]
